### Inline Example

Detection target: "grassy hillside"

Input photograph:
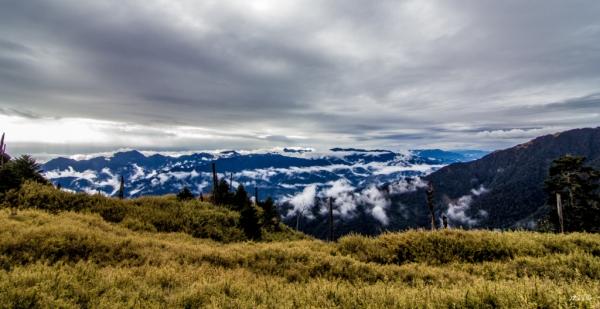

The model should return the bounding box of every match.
[0,181,305,243]
[1,183,600,308]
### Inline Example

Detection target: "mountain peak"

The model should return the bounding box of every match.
[111,150,146,163]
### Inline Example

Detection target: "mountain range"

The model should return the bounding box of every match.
[42,148,485,200]
[41,126,600,239]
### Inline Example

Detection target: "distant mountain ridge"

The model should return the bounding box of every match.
[42,148,486,200]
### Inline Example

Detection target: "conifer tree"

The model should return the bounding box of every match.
[233,184,251,212]
[232,183,261,239]
[0,166,20,193]
[0,154,48,193]
[240,204,262,240]
[12,155,47,184]
[216,178,233,206]
[543,155,600,232]
[258,196,279,228]
[177,186,195,200]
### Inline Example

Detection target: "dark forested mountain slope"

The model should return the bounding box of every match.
[414,127,600,229]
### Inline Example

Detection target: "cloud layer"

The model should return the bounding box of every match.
[2,0,600,156]
[283,176,428,225]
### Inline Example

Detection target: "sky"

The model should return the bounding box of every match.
[1,0,599,161]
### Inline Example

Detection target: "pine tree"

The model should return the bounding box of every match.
[240,204,262,240]
[543,155,600,232]
[258,196,279,228]
[216,178,233,206]
[232,184,251,212]
[177,186,195,200]
[0,154,48,193]
[0,165,20,193]
[12,155,47,184]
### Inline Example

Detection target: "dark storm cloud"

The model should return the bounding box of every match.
[1,0,600,156]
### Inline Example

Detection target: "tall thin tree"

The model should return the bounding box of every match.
[556,193,564,233]
[211,163,218,204]
[329,197,334,242]
[426,181,436,230]
[0,133,5,169]
[118,175,124,199]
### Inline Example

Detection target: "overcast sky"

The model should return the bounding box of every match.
[1,0,599,160]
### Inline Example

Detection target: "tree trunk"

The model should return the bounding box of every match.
[329,197,334,242]
[557,193,564,233]
[212,163,218,204]
[118,175,124,199]
[426,182,436,230]
[0,132,5,169]
[255,187,259,205]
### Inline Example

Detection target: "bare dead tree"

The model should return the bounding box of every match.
[212,163,218,204]
[556,193,564,233]
[295,203,307,232]
[0,132,5,169]
[329,197,334,242]
[230,172,233,190]
[118,175,124,199]
[426,181,436,230]
[255,187,259,205]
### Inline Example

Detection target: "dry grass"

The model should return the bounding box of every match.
[1,182,600,308]
[0,209,599,308]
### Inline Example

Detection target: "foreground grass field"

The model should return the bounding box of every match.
[1,183,600,308]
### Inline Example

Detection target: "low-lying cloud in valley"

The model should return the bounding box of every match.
[283,176,430,226]
[442,186,489,228]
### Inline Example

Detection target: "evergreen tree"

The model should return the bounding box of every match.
[542,155,600,232]
[177,186,195,200]
[240,204,262,240]
[12,155,47,184]
[0,164,20,193]
[0,152,10,168]
[232,184,251,212]
[258,196,279,228]
[216,178,234,206]
[0,154,48,193]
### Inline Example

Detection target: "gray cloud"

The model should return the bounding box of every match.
[1,0,600,157]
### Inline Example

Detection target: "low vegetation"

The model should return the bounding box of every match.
[1,185,600,307]
[0,181,304,243]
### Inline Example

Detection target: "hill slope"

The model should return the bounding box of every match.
[416,126,600,229]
